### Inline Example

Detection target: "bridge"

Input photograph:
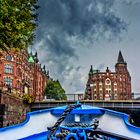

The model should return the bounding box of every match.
[31,100,140,126]
[31,100,140,111]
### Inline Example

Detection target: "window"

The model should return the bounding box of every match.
[105,78,111,85]
[99,94,103,100]
[124,83,126,88]
[114,89,117,93]
[99,83,102,89]
[114,94,118,99]
[16,80,21,89]
[4,77,13,86]
[99,82,102,85]
[4,64,13,74]
[114,82,117,89]
[5,55,13,61]
[105,78,111,93]
[99,90,102,94]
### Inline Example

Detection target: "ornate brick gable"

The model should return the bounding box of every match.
[85,51,131,100]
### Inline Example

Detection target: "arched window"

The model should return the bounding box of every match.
[105,78,111,93]
[4,77,13,86]
[4,64,13,74]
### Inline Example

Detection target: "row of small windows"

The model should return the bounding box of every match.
[4,65,22,76]
[91,94,118,100]
[94,90,118,93]
[3,78,31,89]
[92,74,126,78]
[5,54,26,62]
[92,74,128,82]
[91,81,117,85]
[5,55,30,67]
[93,84,117,89]
[91,82,128,90]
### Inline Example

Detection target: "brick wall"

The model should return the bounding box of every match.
[0,91,30,127]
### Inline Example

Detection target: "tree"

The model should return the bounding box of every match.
[22,93,34,104]
[45,80,66,100]
[0,0,38,51]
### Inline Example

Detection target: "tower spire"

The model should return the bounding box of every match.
[89,65,93,75]
[117,51,125,63]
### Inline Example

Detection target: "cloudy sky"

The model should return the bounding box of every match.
[32,0,140,94]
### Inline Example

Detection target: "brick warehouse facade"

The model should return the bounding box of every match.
[0,49,49,102]
[85,51,131,100]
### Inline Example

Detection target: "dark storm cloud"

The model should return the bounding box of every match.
[37,0,127,40]
[34,0,128,92]
[45,34,76,58]
[119,0,140,5]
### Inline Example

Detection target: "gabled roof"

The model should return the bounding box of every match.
[28,53,34,63]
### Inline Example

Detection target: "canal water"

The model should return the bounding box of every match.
[129,111,140,127]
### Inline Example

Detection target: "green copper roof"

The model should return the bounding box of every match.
[28,54,34,63]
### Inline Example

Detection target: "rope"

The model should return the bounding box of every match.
[47,103,81,139]
[65,123,90,127]
[55,132,69,139]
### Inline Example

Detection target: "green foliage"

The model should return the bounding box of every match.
[22,93,34,104]
[0,0,38,51]
[45,80,67,100]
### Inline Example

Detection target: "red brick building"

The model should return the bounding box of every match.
[85,51,131,100]
[0,49,49,101]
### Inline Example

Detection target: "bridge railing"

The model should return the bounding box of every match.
[31,100,140,111]
[66,93,140,101]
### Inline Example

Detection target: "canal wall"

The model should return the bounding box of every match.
[0,91,30,127]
